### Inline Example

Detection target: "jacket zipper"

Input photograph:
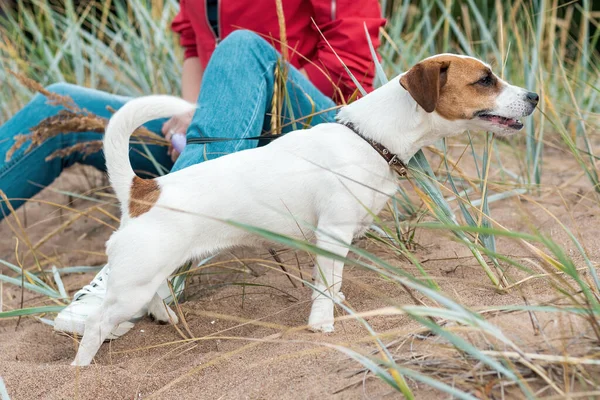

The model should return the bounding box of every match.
[216,0,221,46]
[204,0,221,47]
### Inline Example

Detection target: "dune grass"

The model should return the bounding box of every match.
[0,0,599,398]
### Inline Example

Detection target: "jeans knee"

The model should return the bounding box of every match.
[219,30,275,58]
[223,30,261,46]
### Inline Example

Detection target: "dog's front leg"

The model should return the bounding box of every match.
[308,225,353,333]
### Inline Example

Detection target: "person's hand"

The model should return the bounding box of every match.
[162,110,194,162]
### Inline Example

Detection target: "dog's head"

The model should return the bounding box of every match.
[400,54,538,136]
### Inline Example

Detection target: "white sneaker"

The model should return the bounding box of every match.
[53,264,184,339]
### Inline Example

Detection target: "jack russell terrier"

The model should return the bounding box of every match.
[71,54,538,366]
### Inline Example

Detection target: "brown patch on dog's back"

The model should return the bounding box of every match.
[129,176,160,218]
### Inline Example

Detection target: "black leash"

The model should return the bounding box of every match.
[185,123,408,176]
[186,134,282,145]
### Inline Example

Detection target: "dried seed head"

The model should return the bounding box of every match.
[8,70,80,113]
[46,140,104,161]
[5,73,169,162]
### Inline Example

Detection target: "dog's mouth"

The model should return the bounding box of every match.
[475,111,524,130]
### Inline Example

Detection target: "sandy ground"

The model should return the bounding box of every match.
[1,141,599,399]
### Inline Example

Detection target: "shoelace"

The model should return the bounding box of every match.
[72,266,110,301]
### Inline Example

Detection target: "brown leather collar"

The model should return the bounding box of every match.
[340,121,408,177]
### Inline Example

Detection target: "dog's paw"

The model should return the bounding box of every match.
[308,298,335,333]
[71,357,91,367]
[148,300,179,325]
[337,292,346,302]
[308,321,335,333]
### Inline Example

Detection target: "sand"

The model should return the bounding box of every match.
[1,142,599,399]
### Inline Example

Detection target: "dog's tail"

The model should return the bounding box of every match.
[103,95,196,214]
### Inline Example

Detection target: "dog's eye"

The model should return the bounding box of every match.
[477,75,493,87]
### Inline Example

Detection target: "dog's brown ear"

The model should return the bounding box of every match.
[400,60,450,113]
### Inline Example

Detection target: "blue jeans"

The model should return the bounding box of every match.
[0,31,337,220]
[173,30,336,170]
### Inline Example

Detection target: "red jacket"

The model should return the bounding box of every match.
[171,0,386,102]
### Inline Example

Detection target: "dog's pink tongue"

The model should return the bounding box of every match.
[490,116,516,126]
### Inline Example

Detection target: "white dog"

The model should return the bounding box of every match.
[72,54,538,366]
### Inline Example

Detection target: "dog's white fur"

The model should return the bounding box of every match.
[72,55,536,366]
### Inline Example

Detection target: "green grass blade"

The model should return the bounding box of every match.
[0,305,65,318]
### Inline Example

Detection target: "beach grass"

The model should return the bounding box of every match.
[0,0,599,398]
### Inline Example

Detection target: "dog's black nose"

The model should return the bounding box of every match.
[526,91,539,105]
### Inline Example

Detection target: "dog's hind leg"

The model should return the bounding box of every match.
[71,282,158,366]
[147,293,179,324]
[72,228,186,366]
[307,218,355,333]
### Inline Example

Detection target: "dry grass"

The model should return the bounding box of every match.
[1,0,599,398]
[1,88,599,400]
[5,72,168,163]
